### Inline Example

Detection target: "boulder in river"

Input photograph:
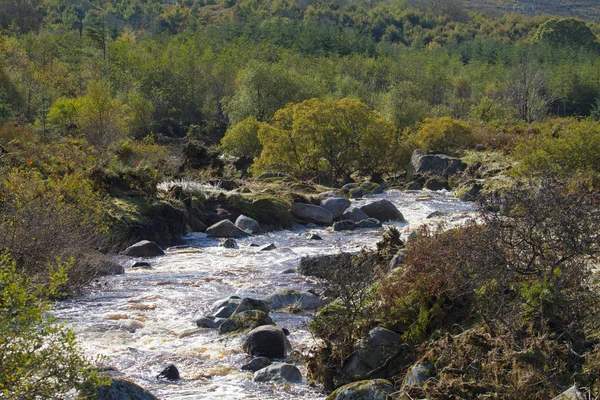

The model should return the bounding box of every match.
[242,325,287,358]
[218,310,275,334]
[93,378,158,400]
[333,220,355,231]
[341,208,370,223]
[221,238,238,249]
[327,379,395,400]
[320,198,352,218]
[233,297,271,315]
[212,296,242,312]
[291,203,333,225]
[257,243,276,251]
[121,240,165,257]
[253,363,302,384]
[356,218,382,229]
[196,316,226,329]
[360,200,406,223]
[407,150,466,179]
[206,220,249,238]
[235,215,260,233]
[214,306,235,319]
[241,357,272,372]
[130,261,152,269]
[265,289,322,311]
[424,177,448,191]
[157,364,180,381]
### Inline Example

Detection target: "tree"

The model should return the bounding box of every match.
[414,117,474,153]
[533,18,599,51]
[507,63,552,122]
[220,116,266,159]
[0,255,107,399]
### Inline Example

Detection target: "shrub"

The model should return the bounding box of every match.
[0,255,107,398]
[414,117,475,153]
[220,116,265,159]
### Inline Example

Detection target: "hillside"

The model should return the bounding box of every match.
[464,0,600,20]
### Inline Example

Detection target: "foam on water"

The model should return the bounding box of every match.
[54,190,475,399]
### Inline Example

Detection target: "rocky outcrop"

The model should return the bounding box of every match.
[291,203,334,225]
[253,363,302,384]
[327,379,395,400]
[242,325,287,358]
[360,200,406,223]
[235,215,260,233]
[320,198,352,218]
[205,220,249,238]
[121,241,165,257]
[407,150,466,179]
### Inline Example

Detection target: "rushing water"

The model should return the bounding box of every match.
[54,190,475,400]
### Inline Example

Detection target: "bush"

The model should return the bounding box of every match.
[220,117,265,159]
[414,117,475,153]
[0,255,107,398]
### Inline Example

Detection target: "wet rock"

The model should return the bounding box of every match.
[389,252,405,268]
[233,297,271,315]
[424,177,448,191]
[265,289,322,311]
[196,316,226,329]
[242,325,286,358]
[404,182,422,191]
[130,261,151,269]
[291,203,334,225]
[206,220,249,238]
[360,200,406,223]
[306,223,318,229]
[333,220,356,231]
[319,191,338,199]
[297,253,352,279]
[103,260,125,275]
[327,379,395,400]
[257,243,276,251]
[320,198,352,218]
[406,150,467,179]
[356,218,382,229]
[218,310,275,334]
[93,378,158,400]
[214,306,235,319]
[121,240,165,257]
[281,268,296,274]
[341,208,370,223]
[426,211,444,219]
[301,232,322,240]
[342,183,357,191]
[212,296,242,312]
[157,364,180,381]
[241,357,272,372]
[221,238,238,249]
[235,215,260,233]
[457,182,483,201]
[551,386,584,400]
[342,327,405,381]
[253,363,302,384]
[349,187,364,198]
[403,363,433,387]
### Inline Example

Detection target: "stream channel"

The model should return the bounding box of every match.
[54,190,475,400]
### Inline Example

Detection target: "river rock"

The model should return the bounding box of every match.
[257,243,276,251]
[121,240,165,257]
[360,200,406,223]
[349,187,364,198]
[233,297,271,315]
[236,215,260,233]
[218,310,275,334]
[241,357,272,372]
[342,327,405,381]
[389,252,405,268]
[94,378,158,400]
[265,289,322,311]
[341,208,370,223]
[407,149,467,179]
[253,363,302,384]
[426,211,444,219]
[214,306,235,319]
[242,325,286,358]
[221,238,238,249]
[196,316,226,329]
[130,261,151,269]
[551,386,584,400]
[457,182,483,201]
[212,296,242,312]
[333,220,356,231]
[403,363,433,387]
[206,220,249,238]
[404,181,422,191]
[157,364,180,381]
[356,218,382,229]
[327,379,396,400]
[291,203,334,225]
[320,198,352,218]
[424,177,448,191]
[297,253,352,279]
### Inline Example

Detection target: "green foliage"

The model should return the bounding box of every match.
[533,18,599,51]
[0,255,107,398]
[414,116,475,153]
[220,116,265,159]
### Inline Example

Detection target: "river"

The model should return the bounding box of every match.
[54,190,475,400]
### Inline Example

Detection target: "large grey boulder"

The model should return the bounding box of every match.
[121,241,165,257]
[320,198,352,218]
[235,215,260,233]
[212,296,242,312]
[327,379,395,400]
[233,297,271,315]
[341,208,370,223]
[297,253,352,279]
[218,310,275,334]
[265,289,322,311]
[551,386,584,400]
[241,357,272,372]
[291,203,333,225]
[253,363,302,384]
[206,219,249,238]
[360,200,406,223]
[342,327,406,381]
[333,220,356,231]
[93,378,157,400]
[406,149,466,179]
[242,325,286,358]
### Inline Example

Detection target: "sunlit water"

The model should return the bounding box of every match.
[54,190,475,399]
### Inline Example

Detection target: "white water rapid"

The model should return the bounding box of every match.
[54,190,475,400]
